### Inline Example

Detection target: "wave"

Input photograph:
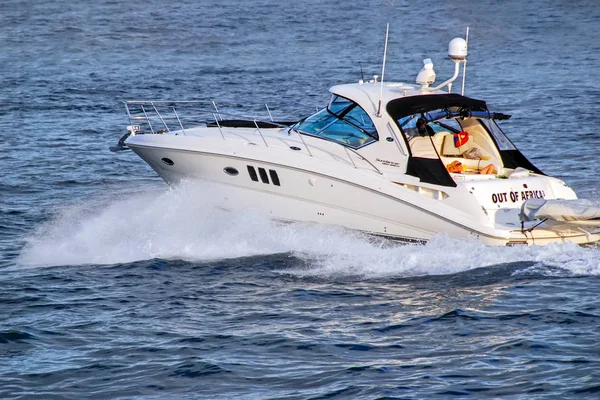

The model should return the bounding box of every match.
[17,181,600,277]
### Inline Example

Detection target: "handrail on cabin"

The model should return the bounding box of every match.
[123,100,382,175]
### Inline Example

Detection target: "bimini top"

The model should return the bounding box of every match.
[387,93,487,120]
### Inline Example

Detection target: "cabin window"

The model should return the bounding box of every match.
[269,169,281,186]
[258,167,269,184]
[247,166,259,182]
[293,95,378,148]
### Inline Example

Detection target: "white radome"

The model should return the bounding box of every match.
[448,37,468,60]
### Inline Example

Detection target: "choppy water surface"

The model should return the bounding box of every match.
[2,0,600,398]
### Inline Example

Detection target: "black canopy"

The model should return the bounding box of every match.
[386,93,544,186]
[387,93,487,120]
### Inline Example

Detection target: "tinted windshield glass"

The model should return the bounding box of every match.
[328,95,352,115]
[294,96,378,148]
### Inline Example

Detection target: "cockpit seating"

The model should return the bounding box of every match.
[408,136,439,159]
[433,131,502,174]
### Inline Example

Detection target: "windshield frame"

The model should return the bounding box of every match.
[292,95,379,149]
[326,95,379,141]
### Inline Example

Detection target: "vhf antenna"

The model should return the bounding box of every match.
[359,62,365,83]
[376,23,390,118]
[461,27,469,96]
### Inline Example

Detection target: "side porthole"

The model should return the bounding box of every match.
[224,167,239,176]
[290,146,301,151]
[161,157,174,166]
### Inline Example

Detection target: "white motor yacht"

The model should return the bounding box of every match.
[113,34,600,246]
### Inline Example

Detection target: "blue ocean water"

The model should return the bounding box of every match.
[2,0,600,398]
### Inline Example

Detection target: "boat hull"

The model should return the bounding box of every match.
[126,142,600,247]
[129,143,502,241]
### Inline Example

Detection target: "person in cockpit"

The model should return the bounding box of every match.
[416,117,435,136]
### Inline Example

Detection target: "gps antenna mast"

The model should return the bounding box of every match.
[461,27,469,95]
[359,62,365,83]
[377,23,390,117]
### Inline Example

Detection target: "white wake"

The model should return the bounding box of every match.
[18,182,600,277]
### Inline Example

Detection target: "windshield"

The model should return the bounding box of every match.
[294,95,378,148]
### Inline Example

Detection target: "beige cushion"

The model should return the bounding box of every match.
[441,133,473,156]
[409,136,438,159]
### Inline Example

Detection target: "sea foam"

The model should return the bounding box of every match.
[18,182,600,277]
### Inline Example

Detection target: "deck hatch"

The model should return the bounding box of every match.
[247,166,258,182]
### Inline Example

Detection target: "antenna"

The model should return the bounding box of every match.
[212,100,222,121]
[377,23,390,118]
[461,27,469,95]
[265,103,273,121]
[359,62,365,83]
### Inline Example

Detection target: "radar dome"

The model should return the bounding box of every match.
[448,38,467,60]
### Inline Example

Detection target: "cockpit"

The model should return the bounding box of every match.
[398,109,509,171]
[293,95,378,148]
[387,93,543,186]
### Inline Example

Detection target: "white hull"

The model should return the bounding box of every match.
[127,136,600,247]
[131,146,472,241]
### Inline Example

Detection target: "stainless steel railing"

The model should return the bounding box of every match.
[123,100,382,175]
[124,100,218,135]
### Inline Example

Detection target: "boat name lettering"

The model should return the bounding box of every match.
[520,189,546,201]
[491,189,546,204]
[491,192,508,204]
[376,158,400,167]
